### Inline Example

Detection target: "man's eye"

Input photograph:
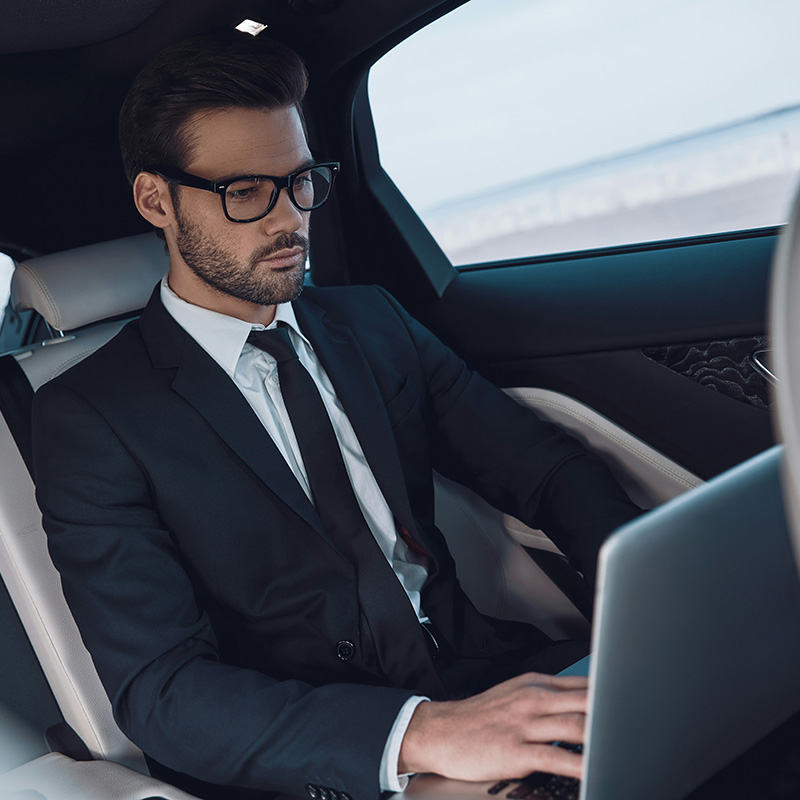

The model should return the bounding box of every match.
[226,180,273,203]
[227,185,260,201]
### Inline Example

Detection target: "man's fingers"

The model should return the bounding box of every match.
[511,671,589,691]
[539,672,589,689]
[521,712,586,746]
[526,744,584,781]
[490,740,585,782]
[513,685,588,718]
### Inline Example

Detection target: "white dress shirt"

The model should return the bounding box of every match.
[160,278,427,790]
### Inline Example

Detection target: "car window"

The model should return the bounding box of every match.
[0,255,13,309]
[369,0,800,266]
[0,253,14,330]
[0,252,37,355]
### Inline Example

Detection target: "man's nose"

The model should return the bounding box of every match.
[262,187,304,236]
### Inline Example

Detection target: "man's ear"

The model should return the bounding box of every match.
[133,172,175,230]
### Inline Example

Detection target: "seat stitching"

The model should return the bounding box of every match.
[49,349,101,381]
[509,389,701,490]
[0,525,109,758]
[17,264,63,330]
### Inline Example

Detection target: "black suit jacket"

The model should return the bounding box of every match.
[32,285,639,800]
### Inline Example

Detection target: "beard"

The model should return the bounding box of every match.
[174,208,308,307]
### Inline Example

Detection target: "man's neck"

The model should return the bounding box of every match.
[166,272,277,327]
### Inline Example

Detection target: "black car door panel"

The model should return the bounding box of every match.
[419,229,778,479]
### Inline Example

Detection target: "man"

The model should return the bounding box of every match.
[31,31,640,800]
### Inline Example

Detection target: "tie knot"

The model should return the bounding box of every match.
[247,326,298,363]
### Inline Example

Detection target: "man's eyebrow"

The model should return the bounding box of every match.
[294,157,317,172]
[216,158,317,183]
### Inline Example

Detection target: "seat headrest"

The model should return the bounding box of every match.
[11,233,169,332]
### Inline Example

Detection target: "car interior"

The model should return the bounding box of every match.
[0,0,797,798]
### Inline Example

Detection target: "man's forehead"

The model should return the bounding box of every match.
[184,106,311,178]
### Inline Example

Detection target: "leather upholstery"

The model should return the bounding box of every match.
[11,234,168,332]
[0,412,146,770]
[771,185,800,571]
[0,752,198,799]
[0,235,168,770]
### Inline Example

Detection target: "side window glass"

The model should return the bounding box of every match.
[0,253,17,351]
[0,253,35,354]
[369,0,800,266]
[0,254,13,320]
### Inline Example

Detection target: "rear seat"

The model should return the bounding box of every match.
[0,234,201,798]
[0,231,701,796]
[3,234,167,766]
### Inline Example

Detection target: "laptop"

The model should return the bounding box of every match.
[400,445,800,800]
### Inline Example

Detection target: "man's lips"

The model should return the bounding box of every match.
[258,247,306,269]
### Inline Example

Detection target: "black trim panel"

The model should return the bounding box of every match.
[418,230,779,479]
[486,348,773,480]
[423,232,776,361]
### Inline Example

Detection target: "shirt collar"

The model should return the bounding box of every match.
[159,276,311,379]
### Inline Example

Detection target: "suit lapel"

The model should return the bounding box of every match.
[295,295,446,694]
[293,296,422,543]
[138,289,336,549]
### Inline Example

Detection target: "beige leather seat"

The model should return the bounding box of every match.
[0,234,198,798]
[770,183,800,571]
[0,232,701,795]
[11,234,169,390]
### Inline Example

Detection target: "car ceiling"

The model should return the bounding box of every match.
[0,0,467,257]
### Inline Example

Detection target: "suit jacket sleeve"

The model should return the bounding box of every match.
[32,380,415,800]
[371,287,641,590]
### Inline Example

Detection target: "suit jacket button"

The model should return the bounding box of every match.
[341,793,352,800]
[306,785,319,799]
[319,788,331,800]
[336,640,355,660]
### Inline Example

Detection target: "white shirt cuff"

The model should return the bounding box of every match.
[379,696,430,792]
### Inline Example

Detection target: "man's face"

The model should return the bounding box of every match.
[166,105,312,313]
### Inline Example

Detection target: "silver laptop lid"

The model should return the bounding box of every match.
[583,444,800,800]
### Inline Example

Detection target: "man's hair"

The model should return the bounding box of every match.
[119,30,309,185]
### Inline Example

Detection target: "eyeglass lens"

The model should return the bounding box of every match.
[223,165,334,221]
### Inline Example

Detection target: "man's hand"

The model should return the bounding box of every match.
[398,672,587,781]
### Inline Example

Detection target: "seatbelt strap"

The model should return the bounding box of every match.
[0,354,34,477]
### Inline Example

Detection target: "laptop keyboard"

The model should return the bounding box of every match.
[486,773,580,800]
[485,743,582,800]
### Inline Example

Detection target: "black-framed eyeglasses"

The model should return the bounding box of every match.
[145,162,340,223]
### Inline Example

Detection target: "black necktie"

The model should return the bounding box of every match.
[247,326,443,692]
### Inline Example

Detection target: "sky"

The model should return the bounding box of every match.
[368,0,800,212]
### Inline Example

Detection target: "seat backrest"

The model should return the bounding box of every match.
[771,186,800,574]
[11,233,168,389]
[0,233,168,770]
